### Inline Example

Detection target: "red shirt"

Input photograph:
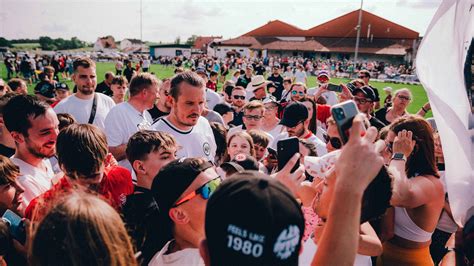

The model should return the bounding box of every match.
[206,80,217,92]
[317,104,331,125]
[25,166,133,220]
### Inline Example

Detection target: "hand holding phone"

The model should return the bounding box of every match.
[331,100,361,144]
[277,137,300,172]
[2,209,26,245]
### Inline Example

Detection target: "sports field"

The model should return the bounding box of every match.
[0,62,431,116]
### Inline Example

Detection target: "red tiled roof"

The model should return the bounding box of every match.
[218,36,263,48]
[193,36,222,50]
[261,40,326,51]
[242,20,306,37]
[306,9,419,39]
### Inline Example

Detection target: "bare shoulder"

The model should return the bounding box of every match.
[415,174,445,197]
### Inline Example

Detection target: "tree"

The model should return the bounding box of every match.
[174,36,181,45]
[185,35,198,46]
[0,38,12,47]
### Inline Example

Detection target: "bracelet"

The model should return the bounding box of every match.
[421,106,428,112]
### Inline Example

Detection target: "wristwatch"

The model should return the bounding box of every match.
[391,153,407,162]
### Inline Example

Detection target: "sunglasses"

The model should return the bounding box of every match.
[173,177,221,207]
[354,97,372,104]
[324,134,342,149]
[291,90,305,96]
[358,75,368,79]
[244,115,262,121]
[233,95,245,100]
[397,95,411,101]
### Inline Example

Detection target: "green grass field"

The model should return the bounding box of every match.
[0,61,430,115]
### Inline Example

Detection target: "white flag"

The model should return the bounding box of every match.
[416,0,473,225]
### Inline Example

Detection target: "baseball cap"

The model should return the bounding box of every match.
[205,172,304,266]
[196,67,208,75]
[279,102,308,128]
[151,158,214,241]
[317,70,330,79]
[353,86,376,101]
[221,153,259,173]
[246,65,254,70]
[55,82,70,91]
[34,81,56,99]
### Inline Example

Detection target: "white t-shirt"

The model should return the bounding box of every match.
[54,93,115,131]
[148,240,204,266]
[294,70,307,84]
[104,102,153,172]
[142,59,151,68]
[206,89,221,110]
[11,158,54,209]
[299,239,371,266]
[151,116,216,163]
[307,87,338,106]
[267,124,285,140]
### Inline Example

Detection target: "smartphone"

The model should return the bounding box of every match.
[331,100,360,144]
[267,147,277,158]
[2,209,26,244]
[277,137,300,173]
[327,83,342,93]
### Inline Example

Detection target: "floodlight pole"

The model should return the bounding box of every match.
[354,0,363,66]
[140,0,143,42]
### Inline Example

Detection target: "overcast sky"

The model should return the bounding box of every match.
[0,0,441,43]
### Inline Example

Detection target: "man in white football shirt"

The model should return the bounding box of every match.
[104,73,159,172]
[54,57,115,131]
[152,71,216,162]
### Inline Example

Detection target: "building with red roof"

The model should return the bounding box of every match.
[213,9,420,63]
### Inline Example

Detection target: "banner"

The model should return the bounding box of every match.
[416,0,473,226]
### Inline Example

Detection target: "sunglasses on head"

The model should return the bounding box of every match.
[324,134,342,149]
[173,177,221,207]
[291,90,305,96]
[233,95,245,100]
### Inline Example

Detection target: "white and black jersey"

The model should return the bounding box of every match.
[152,116,217,163]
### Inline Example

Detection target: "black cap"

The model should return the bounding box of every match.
[151,158,213,241]
[353,86,376,101]
[279,102,308,128]
[205,172,304,266]
[54,82,70,91]
[221,153,259,173]
[34,81,56,99]
[213,103,233,116]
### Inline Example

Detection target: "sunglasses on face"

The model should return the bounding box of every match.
[354,97,372,104]
[324,134,342,149]
[397,95,411,101]
[291,90,305,96]
[244,115,262,121]
[173,177,221,207]
[358,75,368,79]
[233,95,245,100]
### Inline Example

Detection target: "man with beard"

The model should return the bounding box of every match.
[3,95,59,210]
[148,78,172,121]
[54,57,115,131]
[277,102,327,156]
[24,124,133,220]
[151,71,216,163]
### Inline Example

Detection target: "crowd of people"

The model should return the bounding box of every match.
[0,55,471,266]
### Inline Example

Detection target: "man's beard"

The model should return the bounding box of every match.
[25,138,55,159]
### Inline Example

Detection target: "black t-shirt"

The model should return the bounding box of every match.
[236,75,252,88]
[369,116,386,131]
[231,109,244,126]
[147,105,169,121]
[267,74,284,100]
[374,107,390,125]
[122,187,164,265]
[96,81,113,96]
[255,65,265,75]
[0,144,15,158]
[123,67,135,83]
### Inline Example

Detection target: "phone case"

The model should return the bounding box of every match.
[277,137,300,172]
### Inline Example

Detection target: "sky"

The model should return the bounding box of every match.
[0,0,442,43]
